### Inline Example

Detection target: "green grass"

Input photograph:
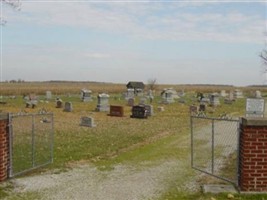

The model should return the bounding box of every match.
[1,89,263,199]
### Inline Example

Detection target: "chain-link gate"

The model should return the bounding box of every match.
[191,116,239,185]
[8,113,54,177]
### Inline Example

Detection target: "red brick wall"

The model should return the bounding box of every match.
[0,118,9,181]
[239,119,267,192]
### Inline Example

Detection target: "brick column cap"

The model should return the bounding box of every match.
[241,117,267,126]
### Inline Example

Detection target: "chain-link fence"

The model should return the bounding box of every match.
[191,116,239,185]
[9,113,54,177]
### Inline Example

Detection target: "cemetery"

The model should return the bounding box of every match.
[0,81,267,200]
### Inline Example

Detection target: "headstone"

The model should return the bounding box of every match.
[80,116,96,127]
[189,105,198,115]
[200,97,210,104]
[131,105,147,119]
[220,90,227,97]
[209,93,220,106]
[255,90,262,98]
[161,88,177,104]
[96,93,110,112]
[56,98,63,108]
[157,106,165,112]
[25,94,38,108]
[64,102,73,112]
[125,88,135,100]
[234,89,244,99]
[136,88,144,97]
[229,91,234,101]
[127,98,135,106]
[147,89,154,103]
[246,98,265,118]
[199,104,206,112]
[145,105,153,116]
[46,91,52,100]
[109,105,124,117]
[81,89,92,102]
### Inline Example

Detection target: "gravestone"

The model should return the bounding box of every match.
[158,106,165,112]
[229,91,234,100]
[80,116,96,127]
[128,98,135,106]
[109,105,124,117]
[81,89,92,102]
[224,91,234,104]
[246,98,265,118]
[189,105,198,115]
[56,98,63,108]
[209,93,220,106]
[25,94,38,108]
[125,88,135,100]
[131,105,147,119]
[161,88,177,104]
[144,105,153,116]
[199,104,206,112]
[96,93,110,112]
[64,102,73,112]
[220,90,227,97]
[255,90,262,98]
[147,89,154,103]
[234,89,244,99]
[46,91,52,100]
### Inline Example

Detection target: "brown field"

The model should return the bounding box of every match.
[0,81,266,96]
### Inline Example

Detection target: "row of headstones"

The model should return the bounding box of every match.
[79,104,156,128]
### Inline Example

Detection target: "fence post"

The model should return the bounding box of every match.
[239,117,267,192]
[0,113,9,181]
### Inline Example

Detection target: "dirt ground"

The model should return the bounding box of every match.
[10,159,197,200]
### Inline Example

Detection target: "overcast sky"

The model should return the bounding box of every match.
[1,1,266,86]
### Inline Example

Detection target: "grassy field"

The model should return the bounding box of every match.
[0,82,267,199]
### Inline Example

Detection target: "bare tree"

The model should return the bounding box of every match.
[147,78,157,91]
[1,0,21,25]
[260,49,267,66]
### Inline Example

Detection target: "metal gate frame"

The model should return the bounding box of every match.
[8,113,54,177]
[191,115,240,185]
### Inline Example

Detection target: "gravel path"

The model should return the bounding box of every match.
[11,160,194,200]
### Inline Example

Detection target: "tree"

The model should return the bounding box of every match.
[147,78,157,91]
[260,49,267,66]
[1,0,21,25]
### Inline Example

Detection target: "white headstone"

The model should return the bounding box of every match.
[46,91,52,100]
[246,98,265,118]
[96,93,110,112]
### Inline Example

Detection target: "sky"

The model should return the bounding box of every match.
[1,0,266,86]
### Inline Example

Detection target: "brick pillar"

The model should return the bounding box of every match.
[239,117,267,192]
[0,113,9,181]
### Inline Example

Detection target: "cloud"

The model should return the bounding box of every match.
[3,2,265,44]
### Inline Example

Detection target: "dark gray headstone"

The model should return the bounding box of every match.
[131,105,147,119]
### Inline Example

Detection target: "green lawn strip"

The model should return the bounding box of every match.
[93,127,190,168]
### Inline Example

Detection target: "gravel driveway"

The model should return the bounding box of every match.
[10,159,195,200]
